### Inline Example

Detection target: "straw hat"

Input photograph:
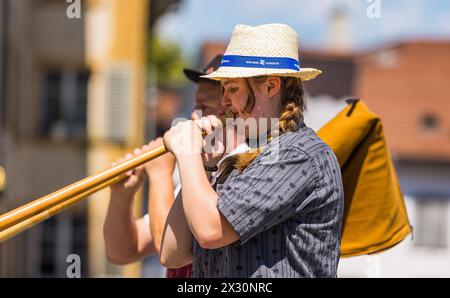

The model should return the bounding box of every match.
[201,23,321,81]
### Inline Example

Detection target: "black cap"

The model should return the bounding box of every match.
[183,54,223,83]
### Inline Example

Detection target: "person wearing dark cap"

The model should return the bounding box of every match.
[184,55,224,119]
[103,55,224,278]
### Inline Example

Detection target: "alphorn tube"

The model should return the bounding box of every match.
[0,175,123,242]
[0,145,167,239]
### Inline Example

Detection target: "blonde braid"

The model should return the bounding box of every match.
[278,77,305,133]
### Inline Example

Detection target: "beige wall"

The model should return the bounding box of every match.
[33,2,85,64]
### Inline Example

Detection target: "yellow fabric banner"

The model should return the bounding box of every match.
[317,99,412,257]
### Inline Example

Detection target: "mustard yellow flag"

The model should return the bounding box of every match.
[317,99,412,257]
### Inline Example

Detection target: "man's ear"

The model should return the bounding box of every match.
[266,77,281,98]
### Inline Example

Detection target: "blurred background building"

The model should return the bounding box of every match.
[0,0,182,277]
[0,0,90,277]
[0,0,449,277]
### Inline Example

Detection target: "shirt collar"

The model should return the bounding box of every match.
[210,142,251,185]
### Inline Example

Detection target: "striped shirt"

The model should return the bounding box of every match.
[192,121,344,278]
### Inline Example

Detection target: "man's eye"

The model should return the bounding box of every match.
[227,87,238,93]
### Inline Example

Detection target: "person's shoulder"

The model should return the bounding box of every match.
[278,124,329,156]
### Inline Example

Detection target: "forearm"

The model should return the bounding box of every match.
[162,120,239,250]
[103,193,144,264]
[176,153,222,246]
[160,193,193,268]
[148,174,175,255]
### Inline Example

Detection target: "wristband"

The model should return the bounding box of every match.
[204,165,218,172]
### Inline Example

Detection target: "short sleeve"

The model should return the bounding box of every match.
[217,145,317,245]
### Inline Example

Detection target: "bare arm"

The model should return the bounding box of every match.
[159,191,194,268]
[177,153,239,249]
[104,192,155,265]
[103,145,161,265]
[162,119,240,251]
[145,139,177,255]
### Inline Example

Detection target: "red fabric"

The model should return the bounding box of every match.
[166,264,192,278]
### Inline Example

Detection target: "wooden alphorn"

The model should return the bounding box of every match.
[0,145,167,242]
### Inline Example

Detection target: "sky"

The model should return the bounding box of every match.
[154,0,450,56]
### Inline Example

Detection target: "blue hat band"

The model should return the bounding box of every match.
[220,55,300,71]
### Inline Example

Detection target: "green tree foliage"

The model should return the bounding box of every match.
[148,34,188,88]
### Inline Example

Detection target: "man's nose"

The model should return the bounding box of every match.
[221,93,231,110]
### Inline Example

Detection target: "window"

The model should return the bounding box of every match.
[71,213,88,277]
[414,198,448,248]
[39,68,89,141]
[40,217,56,276]
[39,213,88,277]
[105,66,130,144]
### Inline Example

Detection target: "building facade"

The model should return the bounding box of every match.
[0,0,150,277]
